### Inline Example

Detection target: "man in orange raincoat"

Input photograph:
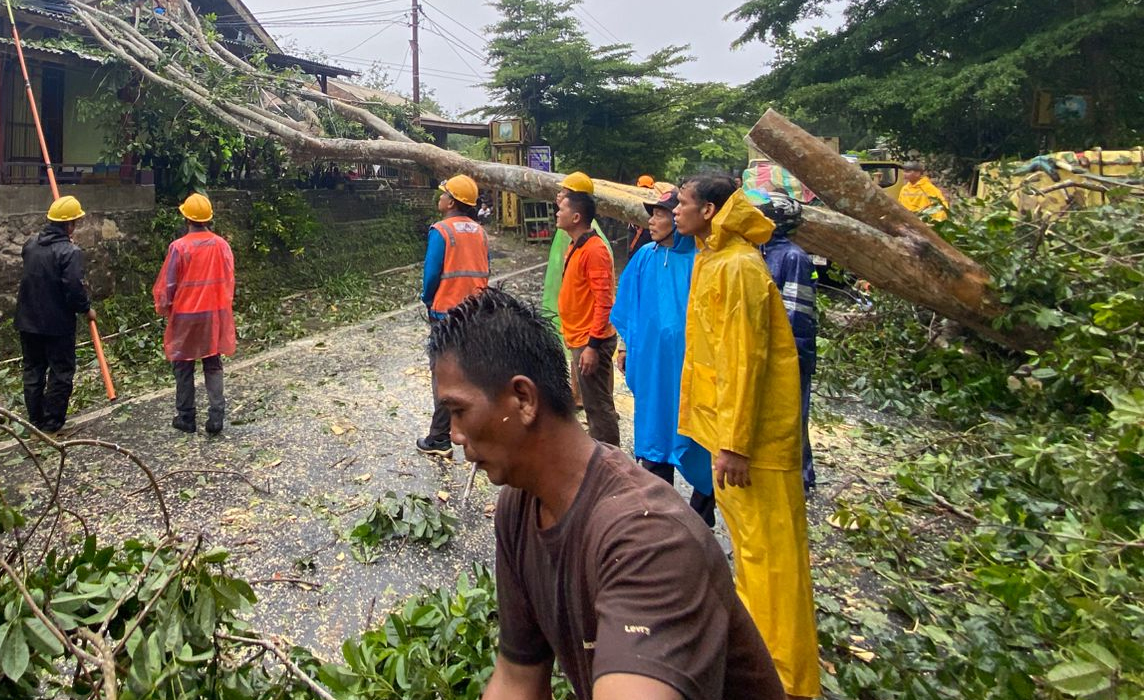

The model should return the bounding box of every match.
[674,173,821,698]
[152,193,236,435]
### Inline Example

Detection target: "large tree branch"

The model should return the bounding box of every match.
[748,108,1049,350]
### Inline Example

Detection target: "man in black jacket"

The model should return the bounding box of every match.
[15,196,96,432]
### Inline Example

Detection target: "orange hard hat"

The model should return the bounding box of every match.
[439,174,479,206]
[637,174,655,188]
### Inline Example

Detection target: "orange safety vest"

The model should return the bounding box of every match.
[430,216,490,314]
[152,230,236,361]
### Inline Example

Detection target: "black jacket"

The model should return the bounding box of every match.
[14,224,91,336]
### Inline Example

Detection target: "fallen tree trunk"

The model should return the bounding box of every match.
[69,1,1046,350]
[748,109,1048,350]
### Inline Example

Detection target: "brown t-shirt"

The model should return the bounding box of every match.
[495,444,783,700]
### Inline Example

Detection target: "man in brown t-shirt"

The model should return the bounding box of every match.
[428,288,785,700]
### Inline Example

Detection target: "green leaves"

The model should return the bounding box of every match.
[0,621,30,682]
[1047,658,1116,695]
[812,194,1144,698]
[349,491,459,562]
[482,0,730,179]
[732,0,1144,160]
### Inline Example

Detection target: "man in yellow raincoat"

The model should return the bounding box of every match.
[673,173,820,698]
[897,161,949,221]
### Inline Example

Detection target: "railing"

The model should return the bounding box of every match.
[0,161,149,186]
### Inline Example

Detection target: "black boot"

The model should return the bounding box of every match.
[172,415,196,433]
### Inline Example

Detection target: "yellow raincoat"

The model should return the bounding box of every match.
[897,175,949,221]
[679,189,821,697]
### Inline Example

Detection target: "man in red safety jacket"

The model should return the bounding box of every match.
[416,174,491,458]
[152,193,236,435]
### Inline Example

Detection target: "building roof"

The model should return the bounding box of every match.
[195,0,280,53]
[11,0,74,23]
[323,79,449,122]
[266,53,358,79]
[0,36,107,64]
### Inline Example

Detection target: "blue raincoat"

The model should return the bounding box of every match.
[611,233,712,496]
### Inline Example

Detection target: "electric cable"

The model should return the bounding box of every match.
[419,0,485,43]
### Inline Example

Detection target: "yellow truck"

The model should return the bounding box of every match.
[973,148,1143,213]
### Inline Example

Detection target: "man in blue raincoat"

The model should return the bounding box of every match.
[611,187,715,526]
[746,189,818,492]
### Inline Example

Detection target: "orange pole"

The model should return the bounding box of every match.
[5,0,58,198]
[89,320,117,401]
[8,0,117,401]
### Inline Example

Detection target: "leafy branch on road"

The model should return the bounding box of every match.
[349,492,459,562]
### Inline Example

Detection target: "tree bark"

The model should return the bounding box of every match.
[748,109,1048,350]
[68,1,1048,350]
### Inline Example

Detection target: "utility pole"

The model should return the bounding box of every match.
[410,0,420,107]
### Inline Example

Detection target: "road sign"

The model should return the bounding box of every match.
[527,146,552,172]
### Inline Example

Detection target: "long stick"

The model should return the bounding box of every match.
[6,1,118,401]
[4,0,59,198]
[89,319,117,401]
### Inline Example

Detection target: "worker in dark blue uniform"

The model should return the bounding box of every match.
[747,189,818,492]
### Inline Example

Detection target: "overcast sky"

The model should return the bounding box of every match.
[238,0,791,117]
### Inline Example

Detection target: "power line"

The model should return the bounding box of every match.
[214,0,403,20]
[391,45,412,84]
[421,24,484,79]
[421,18,485,63]
[332,20,406,56]
[577,4,624,46]
[419,0,486,44]
[218,11,408,29]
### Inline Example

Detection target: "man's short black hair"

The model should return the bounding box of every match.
[563,191,596,226]
[427,287,575,419]
[681,173,737,211]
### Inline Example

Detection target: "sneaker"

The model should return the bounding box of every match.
[172,416,196,434]
[205,416,223,436]
[416,437,452,458]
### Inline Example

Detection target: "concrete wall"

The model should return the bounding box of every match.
[0,185,156,218]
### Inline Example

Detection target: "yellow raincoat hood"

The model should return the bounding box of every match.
[701,189,775,251]
[679,187,799,469]
[677,186,820,697]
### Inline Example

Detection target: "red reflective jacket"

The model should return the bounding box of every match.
[152,230,236,361]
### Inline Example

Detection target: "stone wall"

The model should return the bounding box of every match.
[0,186,438,322]
[0,209,154,319]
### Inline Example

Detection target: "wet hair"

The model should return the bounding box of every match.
[427,287,575,419]
[681,173,737,211]
[563,191,596,226]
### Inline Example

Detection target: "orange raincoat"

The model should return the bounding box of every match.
[152,230,236,362]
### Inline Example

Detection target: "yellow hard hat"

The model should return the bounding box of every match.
[439,175,479,207]
[179,193,214,223]
[637,174,655,188]
[46,196,85,222]
[560,171,594,195]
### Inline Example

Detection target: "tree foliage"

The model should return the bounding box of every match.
[812,192,1144,698]
[482,0,750,180]
[729,0,1144,163]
